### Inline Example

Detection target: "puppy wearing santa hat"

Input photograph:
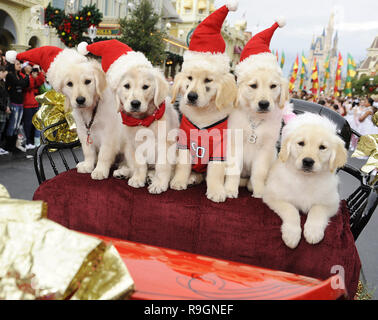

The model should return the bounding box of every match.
[78,40,179,194]
[6,46,124,180]
[170,1,239,203]
[225,18,292,199]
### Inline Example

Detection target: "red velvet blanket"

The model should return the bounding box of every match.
[33,169,361,299]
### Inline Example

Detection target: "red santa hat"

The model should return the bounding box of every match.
[5,46,87,90]
[182,0,238,74]
[235,17,286,80]
[77,39,152,90]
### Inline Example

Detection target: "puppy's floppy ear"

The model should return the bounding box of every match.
[329,136,347,172]
[64,95,72,112]
[153,69,169,107]
[171,72,185,104]
[279,134,292,162]
[114,90,122,113]
[279,78,289,109]
[215,72,237,110]
[91,60,107,97]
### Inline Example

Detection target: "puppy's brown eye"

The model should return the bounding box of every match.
[250,84,257,89]
[124,84,130,89]
[319,145,327,150]
[204,78,213,83]
[298,141,305,146]
[67,81,73,87]
[270,84,277,89]
[85,79,91,85]
[188,76,193,81]
[142,85,149,90]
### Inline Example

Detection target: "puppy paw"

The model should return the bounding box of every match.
[76,161,94,174]
[113,167,131,179]
[303,222,325,245]
[91,168,109,180]
[170,177,188,190]
[128,175,146,188]
[188,173,204,186]
[206,186,227,203]
[225,186,238,199]
[281,223,302,249]
[148,178,169,194]
[251,182,265,199]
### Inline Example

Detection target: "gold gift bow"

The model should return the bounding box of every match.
[0,184,134,300]
[351,134,378,185]
[33,90,78,143]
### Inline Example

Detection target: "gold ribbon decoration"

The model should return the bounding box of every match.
[0,184,134,300]
[33,91,78,143]
[352,134,378,178]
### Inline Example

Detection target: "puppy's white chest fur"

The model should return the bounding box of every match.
[267,161,340,213]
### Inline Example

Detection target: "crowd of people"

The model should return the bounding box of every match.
[291,90,378,150]
[0,49,47,156]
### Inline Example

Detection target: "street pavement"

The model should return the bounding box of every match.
[0,147,377,299]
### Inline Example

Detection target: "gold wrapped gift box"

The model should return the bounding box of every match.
[0,185,134,300]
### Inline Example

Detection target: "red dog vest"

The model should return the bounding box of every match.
[178,115,228,173]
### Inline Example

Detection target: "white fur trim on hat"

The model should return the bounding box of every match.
[46,48,88,91]
[5,50,17,64]
[182,51,231,74]
[106,51,152,90]
[281,112,337,142]
[226,0,239,11]
[77,42,89,55]
[236,52,282,82]
[275,16,286,28]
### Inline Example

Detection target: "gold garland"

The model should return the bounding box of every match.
[33,91,78,143]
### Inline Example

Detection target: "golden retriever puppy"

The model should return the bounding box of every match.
[112,65,179,194]
[225,53,289,199]
[58,60,125,180]
[170,63,237,202]
[262,113,347,249]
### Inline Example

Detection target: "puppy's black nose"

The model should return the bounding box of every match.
[187,91,198,103]
[76,96,86,105]
[302,157,315,168]
[130,100,141,110]
[258,100,270,111]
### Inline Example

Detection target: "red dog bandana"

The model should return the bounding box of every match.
[121,102,166,127]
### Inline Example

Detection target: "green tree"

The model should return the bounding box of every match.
[351,75,378,97]
[119,0,166,65]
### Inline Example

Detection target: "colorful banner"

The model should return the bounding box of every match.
[311,58,319,100]
[289,55,299,93]
[334,52,343,97]
[344,53,357,97]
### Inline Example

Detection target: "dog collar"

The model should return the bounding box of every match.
[121,102,166,127]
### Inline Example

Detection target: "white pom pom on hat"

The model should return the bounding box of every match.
[275,16,287,28]
[226,0,239,11]
[5,50,17,64]
[77,41,89,56]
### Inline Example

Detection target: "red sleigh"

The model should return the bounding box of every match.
[33,99,377,299]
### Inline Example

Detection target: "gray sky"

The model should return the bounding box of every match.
[215,0,378,76]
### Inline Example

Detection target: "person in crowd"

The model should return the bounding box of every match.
[318,99,326,106]
[358,97,378,136]
[4,58,29,153]
[0,65,10,155]
[22,63,45,149]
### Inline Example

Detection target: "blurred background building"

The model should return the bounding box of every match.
[0,0,250,75]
